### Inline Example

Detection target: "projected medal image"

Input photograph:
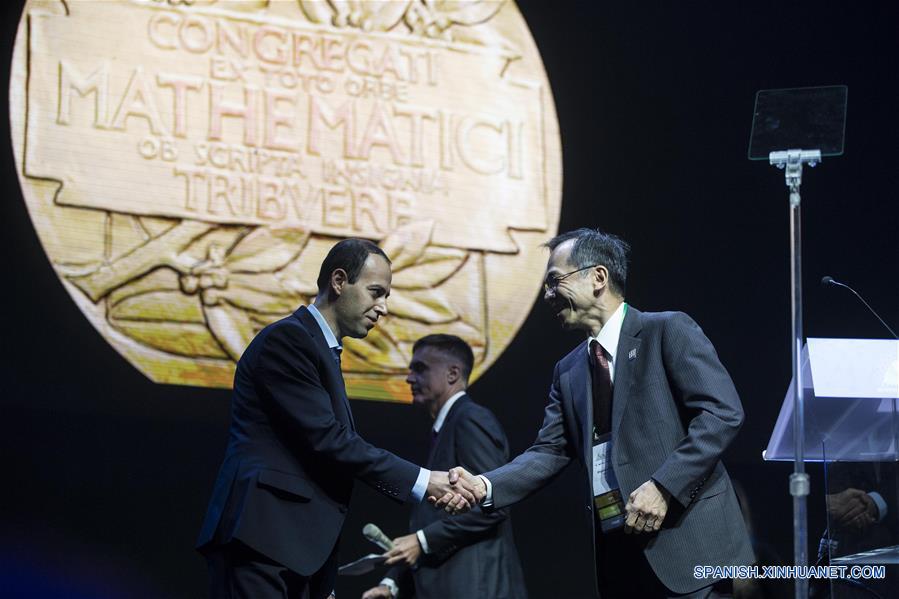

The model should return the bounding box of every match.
[10,0,561,401]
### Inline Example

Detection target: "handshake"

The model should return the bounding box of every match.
[425,467,486,514]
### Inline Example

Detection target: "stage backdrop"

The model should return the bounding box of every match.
[10,0,561,402]
[1,1,897,598]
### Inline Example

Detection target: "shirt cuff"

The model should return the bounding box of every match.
[868,491,888,523]
[411,468,430,502]
[378,578,399,598]
[416,529,431,554]
[480,475,494,507]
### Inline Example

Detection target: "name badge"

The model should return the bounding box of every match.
[592,432,624,532]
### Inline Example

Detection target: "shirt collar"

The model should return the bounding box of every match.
[587,302,627,361]
[433,391,466,433]
[307,304,341,350]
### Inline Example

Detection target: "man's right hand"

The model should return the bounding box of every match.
[426,470,475,513]
[827,488,877,530]
[361,585,394,599]
[429,467,486,513]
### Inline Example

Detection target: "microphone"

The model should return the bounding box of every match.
[821,276,898,339]
[363,523,394,552]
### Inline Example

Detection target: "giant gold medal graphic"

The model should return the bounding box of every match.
[10,0,562,401]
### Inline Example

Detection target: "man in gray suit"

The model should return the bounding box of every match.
[363,334,527,599]
[442,228,754,598]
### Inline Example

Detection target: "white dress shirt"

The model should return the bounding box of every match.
[433,390,466,433]
[586,301,627,383]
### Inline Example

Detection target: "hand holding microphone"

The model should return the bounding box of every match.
[383,533,423,567]
[362,523,394,551]
[363,523,421,568]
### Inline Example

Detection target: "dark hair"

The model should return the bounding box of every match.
[544,228,630,296]
[316,238,391,294]
[412,334,475,383]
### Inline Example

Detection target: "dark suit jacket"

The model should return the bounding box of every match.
[386,395,527,599]
[483,307,755,594]
[197,306,420,576]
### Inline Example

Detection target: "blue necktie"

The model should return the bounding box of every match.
[330,346,342,368]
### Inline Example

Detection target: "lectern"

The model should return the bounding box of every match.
[766,338,899,598]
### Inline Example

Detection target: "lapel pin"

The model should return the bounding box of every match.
[628,348,637,360]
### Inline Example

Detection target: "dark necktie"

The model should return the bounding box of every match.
[330,346,342,369]
[590,340,613,436]
[428,429,439,455]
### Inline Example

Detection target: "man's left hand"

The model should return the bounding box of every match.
[624,479,670,534]
[384,533,422,566]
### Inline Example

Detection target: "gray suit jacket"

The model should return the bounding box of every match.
[387,395,527,599]
[483,307,755,594]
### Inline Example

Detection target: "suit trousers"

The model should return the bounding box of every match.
[207,540,337,599]
[593,521,732,599]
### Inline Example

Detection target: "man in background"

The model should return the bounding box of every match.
[363,334,527,599]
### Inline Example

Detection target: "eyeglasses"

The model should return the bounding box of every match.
[543,264,600,294]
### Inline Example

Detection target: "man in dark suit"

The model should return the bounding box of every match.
[361,334,527,599]
[443,228,755,598]
[196,238,476,599]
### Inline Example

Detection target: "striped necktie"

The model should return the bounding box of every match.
[590,340,613,436]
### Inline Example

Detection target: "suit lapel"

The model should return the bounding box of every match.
[294,307,356,430]
[611,307,642,441]
[564,343,593,465]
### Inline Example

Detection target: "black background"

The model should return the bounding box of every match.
[1,1,897,598]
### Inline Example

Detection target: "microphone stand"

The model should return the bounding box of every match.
[770,148,821,599]
[822,277,899,339]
